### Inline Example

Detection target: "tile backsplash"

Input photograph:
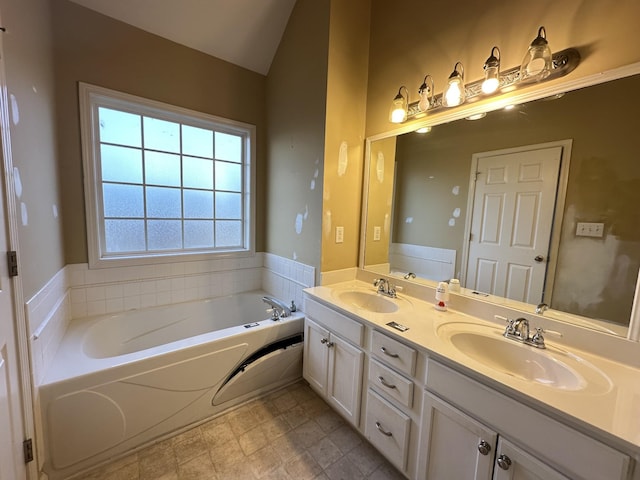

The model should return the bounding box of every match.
[27,253,315,385]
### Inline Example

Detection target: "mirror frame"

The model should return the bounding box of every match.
[360,61,640,342]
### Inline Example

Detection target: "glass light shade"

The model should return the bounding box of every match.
[520,26,552,81]
[389,87,408,123]
[417,75,434,112]
[482,47,501,94]
[443,63,465,107]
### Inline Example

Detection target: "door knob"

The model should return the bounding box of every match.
[534,255,545,263]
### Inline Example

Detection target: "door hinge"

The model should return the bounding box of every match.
[23,438,33,463]
[7,250,17,277]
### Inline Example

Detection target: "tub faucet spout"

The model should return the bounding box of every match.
[262,296,292,320]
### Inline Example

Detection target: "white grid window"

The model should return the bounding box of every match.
[80,83,255,267]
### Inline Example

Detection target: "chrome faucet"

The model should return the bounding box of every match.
[262,296,292,320]
[535,303,549,314]
[373,278,397,298]
[404,272,416,280]
[503,317,550,349]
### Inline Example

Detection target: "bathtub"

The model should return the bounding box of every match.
[39,291,304,480]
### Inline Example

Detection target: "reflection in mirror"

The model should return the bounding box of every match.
[363,73,640,337]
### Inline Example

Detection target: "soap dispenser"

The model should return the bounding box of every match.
[435,282,450,311]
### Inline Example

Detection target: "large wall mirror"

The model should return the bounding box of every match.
[362,67,640,339]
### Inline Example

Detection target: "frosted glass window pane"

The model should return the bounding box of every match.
[182,125,213,158]
[183,157,213,189]
[105,220,145,253]
[148,220,182,250]
[215,192,241,219]
[216,221,242,247]
[101,145,142,183]
[184,189,213,218]
[185,220,214,248]
[143,117,180,153]
[103,184,144,217]
[146,187,181,218]
[215,161,241,192]
[145,151,180,186]
[215,132,241,162]
[99,107,141,147]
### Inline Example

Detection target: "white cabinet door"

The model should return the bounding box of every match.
[493,438,570,480]
[303,318,330,395]
[327,333,363,426]
[419,392,497,480]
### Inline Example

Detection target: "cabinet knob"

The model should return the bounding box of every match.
[477,440,491,456]
[375,421,393,437]
[326,341,334,348]
[497,454,512,470]
[320,338,328,344]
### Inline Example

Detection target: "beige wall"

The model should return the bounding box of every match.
[366,0,640,137]
[1,0,63,299]
[265,0,330,277]
[321,0,371,273]
[51,0,268,264]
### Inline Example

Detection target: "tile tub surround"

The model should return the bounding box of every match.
[77,381,404,480]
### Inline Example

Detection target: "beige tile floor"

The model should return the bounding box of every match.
[79,380,405,480]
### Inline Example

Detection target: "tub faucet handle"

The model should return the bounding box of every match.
[290,300,297,312]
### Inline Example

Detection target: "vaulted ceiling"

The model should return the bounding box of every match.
[69,0,297,75]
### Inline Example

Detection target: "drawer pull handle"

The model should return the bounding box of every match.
[375,421,393,437]
[380,346,399,358]
[377,376,397,389]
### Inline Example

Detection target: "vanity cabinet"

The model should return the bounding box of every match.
[420,360,631,480]
[303,299,364,427]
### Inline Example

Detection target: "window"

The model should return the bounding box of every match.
[79,83,255,267]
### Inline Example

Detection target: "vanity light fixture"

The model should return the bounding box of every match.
[520,26,553,82]
[443,62,466,107]
[482,46,501,94]
[389,86,409,123]
[417,75,435,112]
[415,126,432,133]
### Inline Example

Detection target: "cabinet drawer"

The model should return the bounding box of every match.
[369,359,414,408]
[364,389,411,472]
[371,330,416,376]
[304,297,364,346]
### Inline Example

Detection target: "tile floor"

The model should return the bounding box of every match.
[79,381,405,480]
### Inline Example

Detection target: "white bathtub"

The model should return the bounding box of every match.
[39,291,304,480]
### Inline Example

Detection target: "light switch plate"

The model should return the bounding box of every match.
[335,226,344,243]
[373,226,381,241]
[576,222,604,238]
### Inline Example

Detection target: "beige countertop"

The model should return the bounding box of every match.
[304,280,640,457]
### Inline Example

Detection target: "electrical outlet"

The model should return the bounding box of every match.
[576,222,604,238]
[335,226,344,243]
[373,226,381,241]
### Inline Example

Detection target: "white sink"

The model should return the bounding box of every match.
[335,290,399,313]
[437,322,612,394]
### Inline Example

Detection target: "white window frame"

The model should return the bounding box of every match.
[79,83,256,268]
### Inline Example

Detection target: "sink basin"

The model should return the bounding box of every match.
[437,322,611,393]
[335,290,399,313]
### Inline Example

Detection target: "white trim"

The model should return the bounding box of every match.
[79,83,256,269]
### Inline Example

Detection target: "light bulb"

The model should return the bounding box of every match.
[389,86,408,123]
[482,47,501,94]
[520,26,552,82]
[442,63,466,107]
[417,75,434,112]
